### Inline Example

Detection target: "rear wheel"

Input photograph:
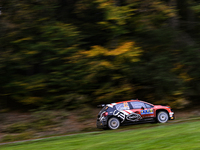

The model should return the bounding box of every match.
[157,111,169,123]
[108,117,120,130]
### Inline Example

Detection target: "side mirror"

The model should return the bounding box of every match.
[141,106,144,110]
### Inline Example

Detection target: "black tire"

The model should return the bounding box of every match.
[108,117,120,130]
[157,111,169,123]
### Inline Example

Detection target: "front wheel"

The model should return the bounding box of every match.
[108,117,120,130]
[157,111,169,123]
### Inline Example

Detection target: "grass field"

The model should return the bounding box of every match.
[1,121,200,150]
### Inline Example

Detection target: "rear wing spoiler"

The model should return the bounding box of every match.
[97,104,106,108]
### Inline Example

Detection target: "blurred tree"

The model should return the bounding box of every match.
[1,0,200,110]
[0,0,84,109]
[77,42,143,104]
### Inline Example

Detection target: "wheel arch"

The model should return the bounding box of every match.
[107,116,122,125]
[156,109,169,118]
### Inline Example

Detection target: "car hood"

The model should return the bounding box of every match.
[154,105,170,109]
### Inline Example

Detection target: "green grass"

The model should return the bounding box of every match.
[1,121,200,150]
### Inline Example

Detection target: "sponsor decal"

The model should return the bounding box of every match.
[99,111,106,121]
[126,112,142,121]
[113,110,142,122]
[141,109,154,115]
[113,110,126,123]
[122,110,132,115]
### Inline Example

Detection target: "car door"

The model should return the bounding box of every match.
[141,102,155,118]
[129,102,144,118]
[129,102,154,119]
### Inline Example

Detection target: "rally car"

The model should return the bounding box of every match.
[97,99,174,130]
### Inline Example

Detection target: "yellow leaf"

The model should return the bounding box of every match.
[107,42,134,56]
[13,37,33,43]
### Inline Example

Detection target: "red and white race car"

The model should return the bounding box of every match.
[97,99,174,129]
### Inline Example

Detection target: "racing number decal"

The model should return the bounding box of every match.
[124,102,129,108]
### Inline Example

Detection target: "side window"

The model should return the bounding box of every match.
[145,103,153,108]
[130,102,145,109]
[115,102,130,111]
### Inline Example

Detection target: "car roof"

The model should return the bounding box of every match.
[112,100,154,106]
[115,100,140,104]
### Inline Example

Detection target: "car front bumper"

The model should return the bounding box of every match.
[169,112,175,120]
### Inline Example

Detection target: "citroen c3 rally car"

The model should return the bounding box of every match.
[97,100,174,130]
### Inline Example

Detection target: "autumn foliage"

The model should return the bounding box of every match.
[1,0,200,110]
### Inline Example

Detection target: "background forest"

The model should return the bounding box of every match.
[1,0,200,111]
